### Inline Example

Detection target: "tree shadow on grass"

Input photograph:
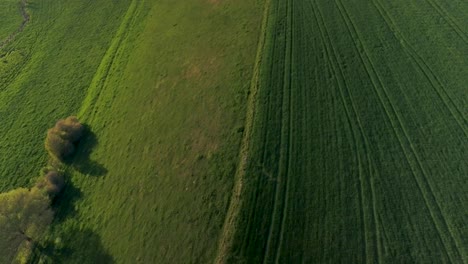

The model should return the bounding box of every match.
[30,124,114,263]
[51,181,82,223]
[36,227,114,264]
[69,125,108,177]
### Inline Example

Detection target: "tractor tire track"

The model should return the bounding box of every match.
[0,0,30,50]
[262,0,291,261]
[331,1,385,262]
[338,0,464,261]
[369,1,466,261]
[372,0,468,138]
[78,0,144,123]
[424,0,468,44]
[274,0,295,260]
[309,1,371,262]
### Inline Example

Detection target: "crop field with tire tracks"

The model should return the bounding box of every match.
[225,0,467,263]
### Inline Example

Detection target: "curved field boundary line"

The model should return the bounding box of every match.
[78,0,143,123]
[214,0,272,262]
[0,0,30,50]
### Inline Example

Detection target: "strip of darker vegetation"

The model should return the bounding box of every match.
[0,116,86,263]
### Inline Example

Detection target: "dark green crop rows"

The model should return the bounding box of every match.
[228,0,468,262]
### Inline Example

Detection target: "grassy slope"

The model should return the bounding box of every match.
[229,0,468,263]
[0,0,22,41]
[41,0,263,263]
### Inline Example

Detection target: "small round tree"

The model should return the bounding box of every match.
[35,171,65,197]
[44,116,84,161]
[45,129,75,160]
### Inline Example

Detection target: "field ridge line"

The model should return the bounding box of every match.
[214,0,271,262]
[78,0,141,122]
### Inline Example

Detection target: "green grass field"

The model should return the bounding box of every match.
[1,0,263,262]
[0,0,23,42]
[0,0,467,263]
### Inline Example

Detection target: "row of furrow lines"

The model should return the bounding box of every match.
[370,0,465,260]
[275,0,295,260]
[343,0,463,261]
[301,1,319,257]
[316,2,377,261]
[341,0,454,260]
[332,1,383,263]
[262,0,290,261]
[309,1,369,262]
[424,0,468,44]
[304,1,354,260]
[293,2,323,262]
[298,0,320,257]
[372,0,467,137]
[269,0,292,259]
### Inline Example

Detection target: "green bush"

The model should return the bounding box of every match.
[45,129,75,160]
[35,171,65,196]
[44,116,83,161]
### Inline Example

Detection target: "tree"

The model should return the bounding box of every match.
[45,129,75,160]
[54,116,84,143]
[0,188,53,263]
[44,116,84,161]
[35,171,65,197]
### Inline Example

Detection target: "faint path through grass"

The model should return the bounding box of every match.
[78,0,144,123]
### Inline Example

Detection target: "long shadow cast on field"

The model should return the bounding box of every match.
[51,181,82,223]
[36,227,114,264]
[71,125,108,177]
[32,125,114,262]
[49,125,106,223]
